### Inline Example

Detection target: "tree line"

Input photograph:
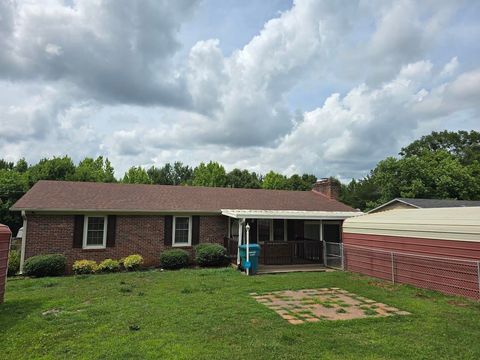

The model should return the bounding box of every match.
[0,157,317,233]
[1,129,479,233]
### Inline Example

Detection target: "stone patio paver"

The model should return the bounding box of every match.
[253,288,410,324]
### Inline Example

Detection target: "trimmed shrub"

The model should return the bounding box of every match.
[194,243,228,267]
[7,250,20,276]
[97,258,120,273]
[23,254,66,277]
[123,254,144,271]
[159,249,189,270]
[72,260,98,275]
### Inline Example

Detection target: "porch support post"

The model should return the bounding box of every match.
[236,219,244,266]
[320,220,326,265]
[19,210,27,274]
[246,222,250,276]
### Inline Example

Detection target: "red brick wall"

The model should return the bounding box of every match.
[199,215,228,245]
[25,214,228,272]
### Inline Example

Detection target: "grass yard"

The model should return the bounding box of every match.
[1,269,480,360]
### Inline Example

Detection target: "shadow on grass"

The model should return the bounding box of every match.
[0,298,43,333]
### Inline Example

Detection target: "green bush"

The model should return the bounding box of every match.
[97,258,120,273]
[194,243,228,267]
[159,249,190,270]
[23,254,66,277]
[123,254,144,271]
[72,260,98,275]
[7,250,20,276]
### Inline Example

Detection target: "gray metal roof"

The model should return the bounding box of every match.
[396,198,480,208]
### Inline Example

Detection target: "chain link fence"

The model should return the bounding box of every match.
[324,242,344,269]
[342,244,480,300]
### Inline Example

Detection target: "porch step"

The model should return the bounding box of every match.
[257,264,332,274]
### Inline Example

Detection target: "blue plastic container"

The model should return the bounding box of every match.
[239,243,261,274]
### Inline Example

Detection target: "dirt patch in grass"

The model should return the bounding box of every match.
[447,300,470,307]
[367,280,396,291]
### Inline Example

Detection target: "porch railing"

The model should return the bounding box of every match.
[261,240,322,265]
[223,237,323,266]
[224,237,238,263]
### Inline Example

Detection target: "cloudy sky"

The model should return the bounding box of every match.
[1,0,479,180]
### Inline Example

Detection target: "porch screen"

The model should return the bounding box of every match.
[257,220,270,242]
[304,222,320,241]
[323,222,341,242]
[230,218,239,241]
[273,219,285,241]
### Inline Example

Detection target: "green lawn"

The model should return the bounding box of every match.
[1,268,480,360]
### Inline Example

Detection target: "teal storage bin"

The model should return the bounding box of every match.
[239,244,261,274]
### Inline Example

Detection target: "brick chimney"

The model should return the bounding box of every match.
[312,178,340,200]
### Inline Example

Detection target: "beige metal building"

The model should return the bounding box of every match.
[342,207,480,299]
[369,198,480,214]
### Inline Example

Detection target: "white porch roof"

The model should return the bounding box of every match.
[221,209,361,220]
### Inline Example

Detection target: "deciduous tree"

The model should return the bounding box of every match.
[192,161,227,187]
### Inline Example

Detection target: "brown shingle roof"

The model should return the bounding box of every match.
[11,180,357,213]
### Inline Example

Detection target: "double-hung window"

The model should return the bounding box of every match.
[173,216,192,247]
[83,216,107,249]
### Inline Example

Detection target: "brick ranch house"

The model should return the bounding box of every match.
[11,179,360,273]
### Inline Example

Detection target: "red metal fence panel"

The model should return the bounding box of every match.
[344,244,480,300]
[0,224,12,304]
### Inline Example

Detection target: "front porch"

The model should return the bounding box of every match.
[222,209,357,272]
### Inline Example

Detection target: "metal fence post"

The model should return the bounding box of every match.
[391,252,395,284]
[341,243,344,270]
[477,261,480,297]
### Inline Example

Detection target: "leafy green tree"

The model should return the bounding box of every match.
[339,176,380,210]
[301,174,317,186]
[0,170,27,233]
[262,171,288,190]
[226,169,261,188]
[148,162,194,185]
[340,130,480,211]
[172,162,194,185]
[70,156,116,182]
[0,159,14,171]
[287,173,317,190]
[14,158,28,173]
[400,130,480,165]
[27,156,76,186]
[192,161,227,187]
[148,163,174,185]
[372,150,480,205]
[122,166,151,184]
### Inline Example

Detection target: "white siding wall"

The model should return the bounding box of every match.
[343,207,480,242]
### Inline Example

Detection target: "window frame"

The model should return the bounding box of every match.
[82,215,108,249]
[172,215,192,247]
